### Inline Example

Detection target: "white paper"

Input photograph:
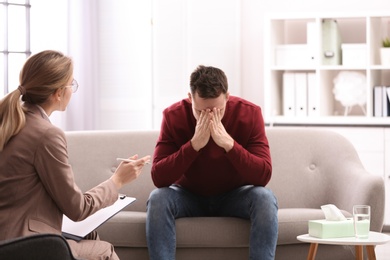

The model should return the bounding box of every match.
[62,195,136,240]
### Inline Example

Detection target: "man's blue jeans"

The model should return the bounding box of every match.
[146,185,278,260]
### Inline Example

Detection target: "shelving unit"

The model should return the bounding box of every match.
[263,12,390,126]
[264,12,390,225]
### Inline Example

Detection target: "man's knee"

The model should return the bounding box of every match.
[251,187,278,210]
[147,187,176,212]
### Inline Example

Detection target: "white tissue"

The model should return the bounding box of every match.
[320,204,347,221]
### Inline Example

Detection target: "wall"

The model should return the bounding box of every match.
[28,0,390,130]
[152,0,241,128]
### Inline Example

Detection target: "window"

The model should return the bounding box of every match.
[0,0,31,97]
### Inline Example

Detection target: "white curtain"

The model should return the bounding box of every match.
[64,0,153,131]
[65,0,100,131]
[30,0,99,130]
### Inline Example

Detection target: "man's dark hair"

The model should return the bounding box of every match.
[190,65,228,98]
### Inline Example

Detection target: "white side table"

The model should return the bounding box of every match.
[297,232,390,260]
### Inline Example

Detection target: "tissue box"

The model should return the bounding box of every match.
[308,219,354,238]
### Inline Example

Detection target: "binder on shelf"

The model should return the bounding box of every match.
[387,87,390,113]
[383,86,390,117]
[373,86,382,117]
[283,72,296,117]
[321,19,342,65]
[307,72,319,116]
[295,73,308,116]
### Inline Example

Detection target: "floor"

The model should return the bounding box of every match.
[375,232,390,260]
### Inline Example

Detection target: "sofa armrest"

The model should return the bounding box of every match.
[266,127,385,233]
[328,163,385,232]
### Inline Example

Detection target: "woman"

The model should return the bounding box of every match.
[0,50,150,259]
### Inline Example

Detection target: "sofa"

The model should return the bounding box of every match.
[65,127,385,260]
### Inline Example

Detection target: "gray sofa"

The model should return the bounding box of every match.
[65,128,385,260]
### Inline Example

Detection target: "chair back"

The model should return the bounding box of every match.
[0,234,77,260]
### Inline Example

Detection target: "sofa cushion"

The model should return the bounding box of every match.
[98,212,250,248]
[97,208,352,248]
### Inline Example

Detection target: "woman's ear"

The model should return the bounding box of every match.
[187,92,192,103]
[53,87,64,101]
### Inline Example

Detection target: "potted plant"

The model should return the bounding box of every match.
[380,37,390,66]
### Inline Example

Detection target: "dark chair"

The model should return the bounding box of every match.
[0,233,78,260]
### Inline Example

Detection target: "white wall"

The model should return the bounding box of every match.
[94,0,153,130]
[152,0,241,128]
[29,0,390,130]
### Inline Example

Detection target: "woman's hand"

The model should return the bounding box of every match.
[110,154,151,189]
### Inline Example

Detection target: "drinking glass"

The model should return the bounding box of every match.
[353,205,370,239]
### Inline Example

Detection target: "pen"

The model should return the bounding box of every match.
[116,158,151,164]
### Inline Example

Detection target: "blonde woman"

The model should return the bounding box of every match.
[0,50,150,260]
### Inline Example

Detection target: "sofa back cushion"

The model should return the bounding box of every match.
[66,130,159,212]
[66,127,362,213]
[266,127,362,209]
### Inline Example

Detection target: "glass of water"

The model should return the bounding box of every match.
[353,205,370,239]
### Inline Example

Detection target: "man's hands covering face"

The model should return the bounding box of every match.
[190,108,234,152]
[209,108,234,152]
[191,109,211,152]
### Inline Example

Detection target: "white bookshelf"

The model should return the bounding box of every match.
[264,12,390,225]
[263,12,390,126]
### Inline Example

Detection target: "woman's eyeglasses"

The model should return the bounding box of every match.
[66,79,79,93]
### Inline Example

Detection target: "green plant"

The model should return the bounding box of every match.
[383,37,390,48]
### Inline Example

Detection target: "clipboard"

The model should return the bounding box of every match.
[61,195,136,241]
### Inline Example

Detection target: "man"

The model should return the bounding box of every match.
[146,65,278,259]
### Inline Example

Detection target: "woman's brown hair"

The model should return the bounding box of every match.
[0,50,73,151]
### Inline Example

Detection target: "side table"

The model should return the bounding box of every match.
[297,232,390,260]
